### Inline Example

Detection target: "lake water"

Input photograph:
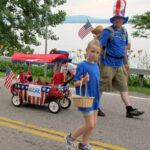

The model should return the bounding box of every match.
[32,23,150,68]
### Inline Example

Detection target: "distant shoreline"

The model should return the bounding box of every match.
[63,22,131,24]
[63,22,110,24]
[64,15,132,24]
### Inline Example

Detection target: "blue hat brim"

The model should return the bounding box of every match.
[110,15,129,24]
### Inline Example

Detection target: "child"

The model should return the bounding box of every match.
[65,39,101,150]
[60,62,77,81]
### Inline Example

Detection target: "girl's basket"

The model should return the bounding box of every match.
[72,79,94,108]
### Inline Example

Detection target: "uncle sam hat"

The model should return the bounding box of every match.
[110,0,129,24]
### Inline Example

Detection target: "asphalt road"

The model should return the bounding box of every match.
[0,78,150,150]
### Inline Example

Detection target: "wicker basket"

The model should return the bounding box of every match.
[72,79,94,108]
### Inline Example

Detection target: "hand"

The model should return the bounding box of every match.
[81,73,89,84]
[124,64,129,73]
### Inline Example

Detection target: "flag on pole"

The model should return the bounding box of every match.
[4,66,15,88]
[78,21,93,39]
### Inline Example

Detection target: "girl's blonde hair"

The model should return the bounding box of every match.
[87,39,101,49]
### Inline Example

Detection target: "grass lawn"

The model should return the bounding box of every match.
[129,86,150,95]
[0,72,5,76]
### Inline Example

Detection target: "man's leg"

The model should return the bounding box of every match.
[120,91,131,106]
[98,91,106,116]
[120,91,144,118]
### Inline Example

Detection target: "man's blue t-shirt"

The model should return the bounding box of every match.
[99,25,128,67]
[73,61,100,111]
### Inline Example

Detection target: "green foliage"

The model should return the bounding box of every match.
[0,61,53,78]
[0,0,66,55]
[128,75,139,86]
[129,11,150,38]
[128,74,150,88]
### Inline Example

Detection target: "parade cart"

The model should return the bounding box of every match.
[10,52,72,113]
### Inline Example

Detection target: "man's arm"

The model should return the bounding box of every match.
[124,47,129,72]
[124,47,128,64]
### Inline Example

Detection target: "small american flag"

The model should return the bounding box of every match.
[78,21,93,39]
[4,67,15,88]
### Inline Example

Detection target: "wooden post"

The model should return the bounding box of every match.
[139,74,144,87]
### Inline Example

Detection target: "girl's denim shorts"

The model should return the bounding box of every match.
[81,110,94,116]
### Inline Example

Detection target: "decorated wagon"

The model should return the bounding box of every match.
[10,52,72,113]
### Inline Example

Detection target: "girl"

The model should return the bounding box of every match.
[65,39,101,150]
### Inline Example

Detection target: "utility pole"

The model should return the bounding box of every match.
[44,13,48,77]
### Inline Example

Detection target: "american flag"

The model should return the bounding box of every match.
[4,67,15,88]
[78,21,93,39]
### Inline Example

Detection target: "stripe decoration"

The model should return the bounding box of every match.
[78,20,93,39]
[113,0,126,16]
[4,66,15,88]
[14,83,69,105]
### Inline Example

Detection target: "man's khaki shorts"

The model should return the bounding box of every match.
[99,64,128,92]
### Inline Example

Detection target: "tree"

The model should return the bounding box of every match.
[0,0,66,56]
[129,11,150,38]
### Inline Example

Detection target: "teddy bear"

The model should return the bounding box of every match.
[92,25,104,40]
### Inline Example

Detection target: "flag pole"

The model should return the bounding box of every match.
[87,18,89,22]
[44,12,48,77]
[87,18,92,27]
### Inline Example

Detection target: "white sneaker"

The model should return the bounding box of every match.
[78,143,93,150]
[65,134,76,150]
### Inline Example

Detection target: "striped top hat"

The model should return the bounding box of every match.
[110,0,129,24]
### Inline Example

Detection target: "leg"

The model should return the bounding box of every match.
[120,91,144,118]
[71,112,94,143]
[120,91,131,106]
[78,111,98,150]
[98,64,115,117]
[98,91,106,116]
[93,110,98,127]
[81,114,95,145]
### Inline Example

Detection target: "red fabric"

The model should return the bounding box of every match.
[11,84,15,95]
[114,0,126,16]
[19,72,31,83]
[123,0,126,15]
[48,87,63,98]
[115,0,121,15]
[12,52,68,64]
[70,73,74,78]
[53,72,64,86]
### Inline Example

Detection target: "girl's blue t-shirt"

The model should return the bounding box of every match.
[99,25,128,67]
[73,60,100,111]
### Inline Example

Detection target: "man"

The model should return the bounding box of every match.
[98,1,144,118]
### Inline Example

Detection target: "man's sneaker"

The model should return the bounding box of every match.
[98,109,106,117]
[78,143,93,150]
[65,134,76,150]
[126,108,144,118]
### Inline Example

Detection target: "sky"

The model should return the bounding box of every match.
[56,0,150,18]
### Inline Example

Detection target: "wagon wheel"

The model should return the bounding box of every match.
[59,98,71,109]
[11,95,22,107]
[48,100,60,113]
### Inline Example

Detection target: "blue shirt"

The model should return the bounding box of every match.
[99,25,128,67]
[73,61,100,111]
[59,50,72,62]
